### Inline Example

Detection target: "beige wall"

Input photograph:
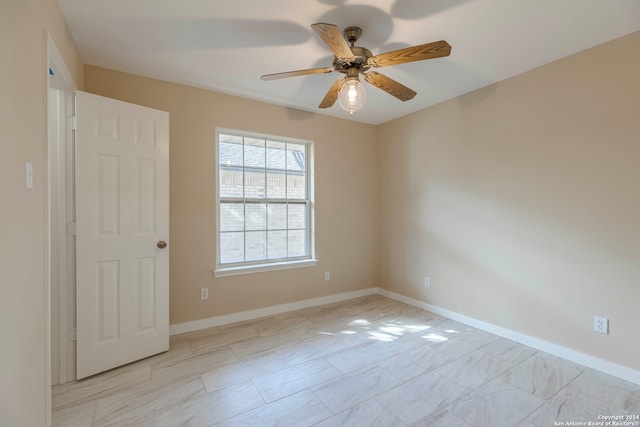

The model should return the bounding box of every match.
[84,66,379,324]
[0,0,83,426]
[2,5,636,422]
[378,31,640,371]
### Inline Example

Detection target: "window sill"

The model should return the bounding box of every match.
[214,259,318,278]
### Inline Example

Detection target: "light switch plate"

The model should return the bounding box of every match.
[26,162,33,189]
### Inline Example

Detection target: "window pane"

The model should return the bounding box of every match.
[267,203,286,230]
[244,168,265,199]
[267,230,287,259]
[220,133,243,145]
[219,166,243,198]
[266,170,286,199]
[288,230,306,257]
[287,172,306,199]
[244,138,265,168]
[217,132,312,268]
[287,143,306,172]
[245,231,266,261]
[220,232,244,264]
[219,134,243,166]
[245,203,266,231]
[220,203,244,232]
[288,204,306,229]
[266,140,286,170]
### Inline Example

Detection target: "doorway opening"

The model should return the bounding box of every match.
[47,33,77,403]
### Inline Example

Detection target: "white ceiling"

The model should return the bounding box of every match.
[58,0,640,125]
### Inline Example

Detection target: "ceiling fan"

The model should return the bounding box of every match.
[261,23,452,114]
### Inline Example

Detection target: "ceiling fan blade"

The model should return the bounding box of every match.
[364,71,417,101]
[368,40,451,68]
[261,67,334,81]
[319,77,345,109]
[311,23,355,62]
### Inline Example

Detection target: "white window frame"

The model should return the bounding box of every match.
[214,128,316,277]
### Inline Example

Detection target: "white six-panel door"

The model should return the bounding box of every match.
[75,91,169,379]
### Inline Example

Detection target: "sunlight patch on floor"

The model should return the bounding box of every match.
[368,331,397,342]
[379,326,406,335]
[420,333,449,343]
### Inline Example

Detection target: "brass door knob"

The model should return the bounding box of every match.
[157,240,167,249]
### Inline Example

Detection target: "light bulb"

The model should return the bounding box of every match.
[338,79,366,115]
[348,85,357,102]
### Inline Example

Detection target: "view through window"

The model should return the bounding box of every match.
[217,131,313,270]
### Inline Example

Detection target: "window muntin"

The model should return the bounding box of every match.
[217,130,313,270]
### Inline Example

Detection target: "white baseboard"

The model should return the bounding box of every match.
[377,288,640,386]
[169,286,640,385]
[169,287,378,335]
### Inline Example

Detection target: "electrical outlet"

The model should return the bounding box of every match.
[594,316,608,334]
[324,272,330,281]
[424,276,431,287]
[200,288,209,300]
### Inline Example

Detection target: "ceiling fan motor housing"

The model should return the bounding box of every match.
[334,46,373,73]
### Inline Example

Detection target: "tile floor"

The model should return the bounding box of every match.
[52,295,640,426]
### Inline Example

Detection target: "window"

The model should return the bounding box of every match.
[214,129,315,276]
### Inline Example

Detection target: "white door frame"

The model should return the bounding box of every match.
[46,33,76,416]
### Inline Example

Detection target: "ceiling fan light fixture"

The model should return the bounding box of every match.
[338,76,366,115]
